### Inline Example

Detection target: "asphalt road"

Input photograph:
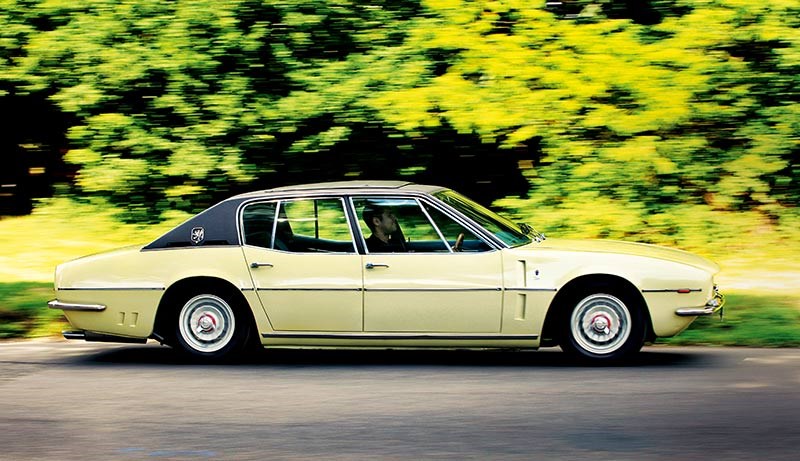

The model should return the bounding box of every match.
[0,341,798,461]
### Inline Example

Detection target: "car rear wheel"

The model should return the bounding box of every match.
[560,287,645,363]
[174,292,251,361]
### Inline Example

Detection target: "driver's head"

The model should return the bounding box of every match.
[362,204,398,234]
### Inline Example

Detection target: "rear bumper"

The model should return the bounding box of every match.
[675,287,725,317]
[61,330,147,344]
[48,299,106,312]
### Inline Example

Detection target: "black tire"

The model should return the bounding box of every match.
[559,285,646,363]
[173,290,252,362]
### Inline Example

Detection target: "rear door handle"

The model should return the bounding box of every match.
[250,262,274,268]
[365,263,389,269]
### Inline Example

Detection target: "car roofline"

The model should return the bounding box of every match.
[229,181,447,200]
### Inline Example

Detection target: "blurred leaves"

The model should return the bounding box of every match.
[0,0,796,239]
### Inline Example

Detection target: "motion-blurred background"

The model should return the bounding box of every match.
[0,0,797,343]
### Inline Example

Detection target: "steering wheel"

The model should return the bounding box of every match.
[452,233,465,252]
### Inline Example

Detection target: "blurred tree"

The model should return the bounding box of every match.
[0,0,76,214]
[368,0,798,242]
[0,0,797,236]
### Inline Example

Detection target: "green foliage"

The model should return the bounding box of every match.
[0,282,64,339]
[0,0,797,241]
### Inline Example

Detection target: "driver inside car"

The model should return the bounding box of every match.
[362,204,407,253]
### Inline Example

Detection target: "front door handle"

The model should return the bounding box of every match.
[365,263,389,269]
[250,262,274,269]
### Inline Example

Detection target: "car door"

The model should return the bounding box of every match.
[352,196,503,333]
[241,198,363,332]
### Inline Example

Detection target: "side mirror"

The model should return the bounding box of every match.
[518,222,546,242]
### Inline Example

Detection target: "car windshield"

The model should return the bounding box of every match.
[434,190,532,247]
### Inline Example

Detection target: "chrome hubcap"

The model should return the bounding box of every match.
[570,294,631,355]
[197,314,217,333]
[179,295,235,353]
[591,314,611,335]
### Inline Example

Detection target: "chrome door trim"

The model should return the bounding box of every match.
[505,287,559,292]
[364,287,502,292]
[262,332,538,340]
[56,286,166,291]
[255,287,363,292]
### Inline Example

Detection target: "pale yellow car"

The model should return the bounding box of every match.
[49,181,724,363]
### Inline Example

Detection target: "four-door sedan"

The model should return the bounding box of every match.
[49,181,724,363]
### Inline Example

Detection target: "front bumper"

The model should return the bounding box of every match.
[675,286,725,317]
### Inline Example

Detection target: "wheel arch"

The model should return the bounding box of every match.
[153,276,256,345]
[539,274,654,347]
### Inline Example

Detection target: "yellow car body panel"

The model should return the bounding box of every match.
[362,251,503,333]
[243,245,363,332]
[55,246,258,338]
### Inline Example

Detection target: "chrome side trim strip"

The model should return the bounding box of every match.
[254,287,553,293]
[642,289,702,293]
[254,288,503,292]
[506,288,558,292]
[262,332,538,340]
[365,288,502,292]
[257,288,363,292]
[57,286,165,291]
[48,300,106,311]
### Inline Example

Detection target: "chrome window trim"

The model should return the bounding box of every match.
[429,191,528,249]
[239,196,357,254]
[416,197,452,253]
[270,200,281,250]
[417,195,505,250]
[240,244,359,256]
[141,244,237,252]
[348,194,500,254]
[238,189,505,253]
[348,196,369,253]
[238,199,279,248]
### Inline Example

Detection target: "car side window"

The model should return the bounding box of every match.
[242,201,278,249]
[277,198,356,253]
[423,202,492,252]
[353,197,450,253]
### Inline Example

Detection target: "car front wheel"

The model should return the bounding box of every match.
[560,288,645,363]
[174,292,251,361]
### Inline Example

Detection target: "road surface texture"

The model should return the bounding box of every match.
[0,340,798,460]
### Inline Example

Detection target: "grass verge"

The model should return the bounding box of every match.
[2,282,798,346]
[0,282,67,339]
[660,292,800,347]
